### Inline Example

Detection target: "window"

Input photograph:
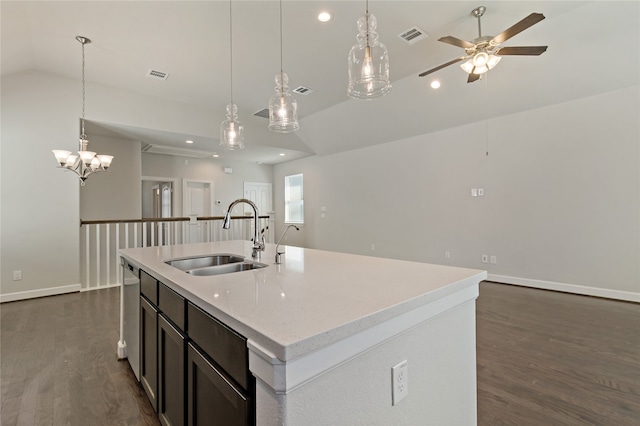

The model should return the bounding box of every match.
[284,173,304,224]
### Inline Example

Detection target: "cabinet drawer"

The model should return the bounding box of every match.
[159,283,186,330]
[140,270,158,305]
[187,302,250,391]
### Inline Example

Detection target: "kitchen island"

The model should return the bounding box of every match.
[119,240,486,425]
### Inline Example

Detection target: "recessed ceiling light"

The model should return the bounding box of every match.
[317,11,332,22]
[212,154,219,158]
[279,153,286,156]
[430,80,441,89]
[185,140,194,144]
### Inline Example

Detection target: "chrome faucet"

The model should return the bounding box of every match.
[275,225,299,264]
[222,198,264,259]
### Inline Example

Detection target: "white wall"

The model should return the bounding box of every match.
[80,134,141,221]
[274,86,640,301]
[1,71,82,299]
[141,153,273,217]
[1,70,274,300]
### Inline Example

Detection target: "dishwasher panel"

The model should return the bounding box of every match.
[122,258,140,380]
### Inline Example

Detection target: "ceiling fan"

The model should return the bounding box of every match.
[418,6,548,83]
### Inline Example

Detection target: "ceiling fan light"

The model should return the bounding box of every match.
[472,51,489,67]
[473,65,488,75]
[460,59,474,73]
[487,54,501,69]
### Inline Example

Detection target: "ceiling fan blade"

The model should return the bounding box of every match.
[467,71,481,84]
[438,36,475,49]
[418,56,467,77]
[491,13,545,45]
[496,46,548,56]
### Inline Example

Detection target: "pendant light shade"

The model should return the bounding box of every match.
[269,71,299,132]
[347,2,391,100]
[51,36,113,185]
[268,0,299,132]
[220,0,245,149]
[220,102,245,150]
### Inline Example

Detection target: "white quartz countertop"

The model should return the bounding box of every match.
[120,241,486,362]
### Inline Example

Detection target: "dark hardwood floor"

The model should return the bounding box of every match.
[0,287,159,426]
[1,282,638,425]
[477,282,640,426]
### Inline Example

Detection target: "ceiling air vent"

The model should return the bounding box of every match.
[142,144,214,158]
[293,86,314,95]
[254,108,270,119]
[146,69,170,81]
[398,26,428,45]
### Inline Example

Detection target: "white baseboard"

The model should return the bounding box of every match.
[488,274,640,303]
[0,284,81,303]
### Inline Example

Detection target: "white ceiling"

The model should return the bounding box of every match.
[2,1,638,164]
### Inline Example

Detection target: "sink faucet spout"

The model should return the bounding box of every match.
[275,225,299,264]
[223,198,264,258]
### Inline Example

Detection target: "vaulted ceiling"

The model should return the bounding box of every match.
[3,1,638,164]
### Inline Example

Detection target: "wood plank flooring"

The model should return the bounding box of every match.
[0,287,159,426]
[1,282,638,425]
[477,282,640,425]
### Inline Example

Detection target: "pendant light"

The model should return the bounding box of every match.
[268,0,299,132]
[220,0,245,150]
[347,0,391,99]
[52,36,113,185]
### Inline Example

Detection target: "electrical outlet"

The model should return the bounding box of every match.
[471,188,478,197]
[490,255,497,264]
[481,255,488,263]
[392,360,408,405]
[445,251,451,259]
[13,270,22,281]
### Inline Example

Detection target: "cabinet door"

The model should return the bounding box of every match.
[140,296,158,412]
[187,343,252,426]
[158,314,185,426]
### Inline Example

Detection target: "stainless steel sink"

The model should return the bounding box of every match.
[187,261,268,276]
[166,254,245,271]
[165,254,267,276]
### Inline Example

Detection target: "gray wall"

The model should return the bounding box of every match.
[274,86,640,301]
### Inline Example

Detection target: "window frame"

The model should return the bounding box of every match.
[284,173,304,225]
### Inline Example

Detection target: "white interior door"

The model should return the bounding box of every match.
[244,182,273,242]
[243,182,272,215]
[183,180,213,242]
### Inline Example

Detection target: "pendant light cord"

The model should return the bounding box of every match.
[81,39,86,136]
[229,0,234,105]
[279,0,284,93]
[365,0,370,48]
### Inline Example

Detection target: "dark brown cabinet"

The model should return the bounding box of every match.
[187,343,251,426]
[140,296,158,412]
[138,270,255,426]
[158,314,185,426]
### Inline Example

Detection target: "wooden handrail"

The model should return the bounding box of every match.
[80,215,271,226]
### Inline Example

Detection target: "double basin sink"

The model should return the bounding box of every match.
[166,253,267,276]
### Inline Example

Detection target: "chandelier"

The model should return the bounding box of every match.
[52,36,113,186]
